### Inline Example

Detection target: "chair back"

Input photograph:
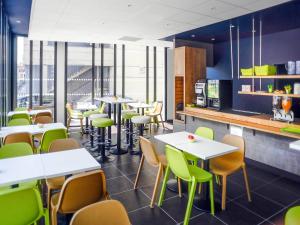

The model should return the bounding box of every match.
[70,200,131,225]
[3,132,34,148]
[40,128,67,153]
[8,118,31,126]
[153,102,163,114]
[165,145,192,182]
[285,206,300,225]
[49,138,80,152]
[218,134,245,165]
[99,103,106,113]
[10,113,31,122]
[66,103,73,116]
[139,136,160,167]
[195,127,214,140]
[0,188,46,225]
[36,111,52,118]
[34,116,53,124]
[56,170,108,213]
[32,106,47,110]
[0,143,33,159]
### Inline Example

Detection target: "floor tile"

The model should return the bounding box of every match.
[215,201,264,225]
[107,176,133,195]
[140,183,178,201]
[129,206,176,225]
[271,177,300,196]
[111,189,151,212]
[246,166,279,183]
[185,213,226,225]
[127,170,157,187]
[102,165,123,179]
[230,170,268,190]
[160,196,203,223]
[234,192,284,219]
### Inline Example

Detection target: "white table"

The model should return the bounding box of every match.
[289,140,300,152]
[0,123,66,138]
[128,102,152,115]
[97,97,136,156]
[7,109,52,117]
[155,131,238,211]
[0,148,101,187]
[75,102,98,111]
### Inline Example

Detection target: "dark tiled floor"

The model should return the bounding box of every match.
[56,126,300,225]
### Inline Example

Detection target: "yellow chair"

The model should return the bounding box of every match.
[70,200,131,225]
[66,103,84,133]
[210,134,251,210]
[3,132,34,150]
[134,136,182,208]
[50,170,109,225]
[46,138,81,208]
[147,102,165,129]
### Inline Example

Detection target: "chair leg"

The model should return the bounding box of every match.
[178,177,182,198]
[51,208,57,225]
[221,175,227,210]
[44,208,50,225]
[242,165,252,202]
[134,154,145,189]
[158,166,171,206]
[150,164,163,208]
[47,188,51,209]
[79,118,84,135]
[209,179,215,215]
[183,179,197,225]
[216,175,220,185]
[67,118,71,131]
[160,114,165,129]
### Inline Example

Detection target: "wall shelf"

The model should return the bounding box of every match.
[238,91,300,98]
[240,75,300,79]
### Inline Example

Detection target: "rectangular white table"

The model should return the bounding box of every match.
[75,102,98,111]
[0,148,101,187]
[0,123,66,138]
[289,140,300,152]
[7,109,52,117]
[97,97,136,156]
[128,102,152,115]
[155,131,238,212]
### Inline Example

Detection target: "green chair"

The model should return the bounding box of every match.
[38,128,68,153]
[83,103,107,133]
[0,187,49,225]
[8,118,31,126]
[158,145,214,225]
[185,127,214,165]
[14,107,28,111]
[122,111,139,146]
[285,206,300,225]
[10,113,31,123]
[0,143,37,194]
[92,118,114,163]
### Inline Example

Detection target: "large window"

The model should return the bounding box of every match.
[16,37,30,108]
[67,43,92,104]
[32,41,40,107]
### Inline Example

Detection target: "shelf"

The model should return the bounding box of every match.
[238,91,300,98]
[240,75,300,79]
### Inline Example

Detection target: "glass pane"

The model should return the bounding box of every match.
[67,43,92,105]
[157,47,165,119]
[95,44,101,99]
[125,44,146,102]
[149,47,154,103]
[43,41,55,113]
[116,45,123,97]
[32,41,40,106]
[17,37,30,108]
[103,44,114,96]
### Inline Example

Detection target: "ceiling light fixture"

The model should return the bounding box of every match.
[191,34,195,38]
[211,38,215,41]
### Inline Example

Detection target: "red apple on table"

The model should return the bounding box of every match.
[188,134,195,142]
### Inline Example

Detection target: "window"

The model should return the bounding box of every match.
[125,44,146,101]
[116,45,123,97]
[67,43,92,104]
[32,41,40,107]
[16,37,30,108]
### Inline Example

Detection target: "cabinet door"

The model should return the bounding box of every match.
[174,47,185,76]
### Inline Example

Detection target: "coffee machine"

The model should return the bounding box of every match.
[195,80,207,107]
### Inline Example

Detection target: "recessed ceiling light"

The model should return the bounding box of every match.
[211,38,215,41]
[191,34,195,38]
[16,19,21,24]
[127,4,132,7]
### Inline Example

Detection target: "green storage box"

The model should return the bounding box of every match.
[241,68,254,76]
[255,65,277,76]
[281,126,300,135]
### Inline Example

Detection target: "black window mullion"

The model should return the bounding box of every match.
[164,47,168,121]
[39,41,43,106]
[100,43,104,97]
[54,42,57,122]
[113,44,117,122]
[92,43,95,103]
[29,40,33,109]
[64,42,68,124]
[122,44,125,98]
[153,46,157,102]
[146,46,149,103]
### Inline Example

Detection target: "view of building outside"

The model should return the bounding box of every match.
[32,41,40,107]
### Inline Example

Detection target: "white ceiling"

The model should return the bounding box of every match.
[29,0,290,47]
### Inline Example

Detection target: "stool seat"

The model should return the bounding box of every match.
[92,118,114,128]
[132,116,151,124]
[89,113,108,120]
[83,110,100,117]
[123,112,139,120]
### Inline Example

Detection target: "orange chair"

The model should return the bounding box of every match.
[134,136,181,207]
[46,138,81,208]
[50,170,109,225]
[70,200,131,225]
[210,134,251,210]
[34,115,53,124]
[3,132,34,150]
[147,102,165,130]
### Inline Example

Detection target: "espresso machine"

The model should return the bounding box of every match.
[272,96,294,123]
[195,80,207,107]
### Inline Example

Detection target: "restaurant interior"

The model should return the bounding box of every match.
[0,0,300,225]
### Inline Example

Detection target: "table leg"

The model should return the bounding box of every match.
[110,103,128,155]
[193,159,221,212]
[108,104,111,142]
[142,108,144,115]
